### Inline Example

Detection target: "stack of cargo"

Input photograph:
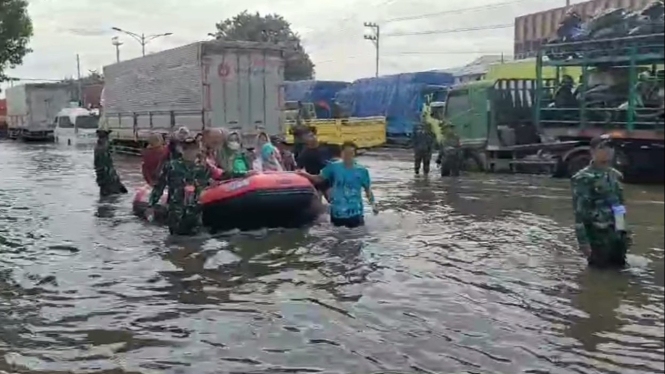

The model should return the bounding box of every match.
[284,80,349,119]
[334,71,453,137]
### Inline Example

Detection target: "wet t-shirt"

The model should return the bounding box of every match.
[297,146,331,175]
[321,161,370,219]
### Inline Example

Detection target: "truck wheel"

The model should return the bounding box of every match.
[566,152,591,177]
[462,150,485,172]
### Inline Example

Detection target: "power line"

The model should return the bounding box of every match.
[383,24,513,37]
[315,50,513,64]
[384,0,556,24]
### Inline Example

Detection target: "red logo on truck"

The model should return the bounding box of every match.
[218,63,230,77]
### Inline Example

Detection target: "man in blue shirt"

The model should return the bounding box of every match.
[298,141,378,228]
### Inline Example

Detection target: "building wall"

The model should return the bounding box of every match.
[514,0,651,59]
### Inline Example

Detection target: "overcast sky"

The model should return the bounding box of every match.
[2,0,581,95]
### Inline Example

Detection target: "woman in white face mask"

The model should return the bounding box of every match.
[216,130,253,180]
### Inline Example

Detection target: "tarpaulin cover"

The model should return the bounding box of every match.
[284,80,349,118]
[334,71,453,135]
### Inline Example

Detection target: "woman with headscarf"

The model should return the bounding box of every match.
[254,131,283,172]
[215,130,253,180]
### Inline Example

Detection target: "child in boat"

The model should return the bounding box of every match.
[297,141,378,228]
[255,131,283,172]
[271,135,297,171]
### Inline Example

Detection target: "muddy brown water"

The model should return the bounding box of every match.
[0,142,663,374]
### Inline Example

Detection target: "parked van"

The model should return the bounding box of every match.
[54,107,100,146]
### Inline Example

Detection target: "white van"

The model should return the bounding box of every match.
[54,107,100,146]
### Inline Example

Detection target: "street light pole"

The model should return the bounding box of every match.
[111,36,123,62]
[363,22,380,77]
[111,27,173,57]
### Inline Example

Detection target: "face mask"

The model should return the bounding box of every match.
[229,142,240,151]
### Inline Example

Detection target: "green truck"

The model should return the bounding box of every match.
[439,33,664,182]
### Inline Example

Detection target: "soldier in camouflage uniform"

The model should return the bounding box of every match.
[147,137,212,235]
[437,121,462,177]
[412,120,436,175]
[571,136,630,268]
[94,129,128,197]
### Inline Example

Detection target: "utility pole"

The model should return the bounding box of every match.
[363,22,380,77]
[111,36,123,62]
[566,0,570,6]
[76,54,82,106]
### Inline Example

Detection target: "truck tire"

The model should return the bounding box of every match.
[565,151,591,177]
[462,150,485,172]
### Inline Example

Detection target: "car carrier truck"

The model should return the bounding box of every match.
[438,32,664,183]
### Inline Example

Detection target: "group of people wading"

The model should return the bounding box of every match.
[93,125,377,235]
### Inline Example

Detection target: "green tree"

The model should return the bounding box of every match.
[210,11,314,81]
[0,0,33,82]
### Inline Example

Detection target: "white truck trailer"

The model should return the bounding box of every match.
[6,83,72,141]
[101,40,286,149]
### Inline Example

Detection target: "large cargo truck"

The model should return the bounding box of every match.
[101,40,286,150]
[6,83,71,141]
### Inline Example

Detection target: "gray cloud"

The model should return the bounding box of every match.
[3,0,586,94]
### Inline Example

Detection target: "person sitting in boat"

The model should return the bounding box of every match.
[142,132,169,186]
[146,136,212,235]
[255,131,283,172]
[297,141,378,228]
[271,135,297,171]
[216,130,254,180]
[94,129,128,197]
[200,129,224,180]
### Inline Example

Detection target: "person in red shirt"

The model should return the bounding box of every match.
[142,132,169,186]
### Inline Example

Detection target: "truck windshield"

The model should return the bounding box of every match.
[58,116,74,128]
[75,115,99,129]
[445,93,471,124]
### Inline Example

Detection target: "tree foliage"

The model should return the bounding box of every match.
[0,0,33,81]
[61,69,104,86]
[210,11,314,81]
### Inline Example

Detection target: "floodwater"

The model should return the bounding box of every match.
[0,142,663,374]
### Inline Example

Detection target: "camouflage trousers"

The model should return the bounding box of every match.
[414,150,433,175]
[586,226,630,269]
[167,205,202,236]
[98,172,128,197]
[438,147,462,177]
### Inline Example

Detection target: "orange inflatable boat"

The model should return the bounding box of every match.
[133,172,319,232]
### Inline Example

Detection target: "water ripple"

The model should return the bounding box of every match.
[0,142,663,374]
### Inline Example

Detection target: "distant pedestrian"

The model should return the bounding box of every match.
[94,129,128,196]
[412,120,436,175]
[571,135,630,269]
[437,121,462,177]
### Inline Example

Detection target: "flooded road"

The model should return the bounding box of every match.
[1,141,663,374]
